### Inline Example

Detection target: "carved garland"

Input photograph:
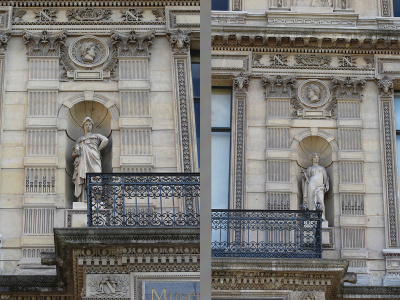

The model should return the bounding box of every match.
[177,60,191,173]
[383,101,398,247]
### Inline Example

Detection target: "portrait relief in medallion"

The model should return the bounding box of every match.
[298,79,331,108]
[69,36,109,68]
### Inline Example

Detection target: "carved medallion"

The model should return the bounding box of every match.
[298,80,330,108]
[69,36,109,68]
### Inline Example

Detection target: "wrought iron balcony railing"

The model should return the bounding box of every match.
[212,209,322,259]
[87,173,200,227]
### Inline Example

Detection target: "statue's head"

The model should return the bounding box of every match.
[307,84,321,101]
[81,117,94,132]
[311,152,320,163]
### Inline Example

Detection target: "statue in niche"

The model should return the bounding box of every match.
[295,0,332,7]
[307,84,321,103]
[80,42,97,63]
[72,117,108,202]
[301,153,329,221]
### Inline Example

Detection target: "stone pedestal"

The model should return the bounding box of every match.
[383,249,400,286]
[67,202,87,228]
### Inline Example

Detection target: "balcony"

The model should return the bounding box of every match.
[212,209,322,258]
[87,173,200,227]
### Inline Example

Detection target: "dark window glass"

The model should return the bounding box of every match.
[191,51,200,169]
[212,0,229,11]
[395,0,400,17]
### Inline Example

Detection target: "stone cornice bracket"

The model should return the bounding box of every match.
[331,76,366,100]
[0,31,10,55]
[233,72,251,93]
[376,75,394,96]
[23,30,67,56]
[168,29,191,54]
[111,30,155,57]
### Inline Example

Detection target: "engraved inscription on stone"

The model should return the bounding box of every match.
[298,79,330,108]
[294,0,332,6]
[69,36,109,68]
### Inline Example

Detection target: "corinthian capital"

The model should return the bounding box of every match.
[376,75,394,96]
[233,72,251,93]
[111,30,155,57]
[168,29,191,53]
[23,30,67,56]
[0,31,10,55]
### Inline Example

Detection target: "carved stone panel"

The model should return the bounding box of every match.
[298,80,331,108]
[85,274,130,298]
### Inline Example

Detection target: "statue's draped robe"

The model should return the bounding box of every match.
[73,134,102,198]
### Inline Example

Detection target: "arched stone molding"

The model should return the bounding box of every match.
[291,129,338,163]
[58,92,120,130]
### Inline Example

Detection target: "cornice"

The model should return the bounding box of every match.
[0,1,200,7]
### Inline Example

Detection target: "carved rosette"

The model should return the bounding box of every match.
[23,30,67,56]
[0,31,10,55]
[376,76,394,96]
[233,72,251,93]
[111,30,155,57]
[168,29,191,53]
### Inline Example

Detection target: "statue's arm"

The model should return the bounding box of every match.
[97,134,109,151]
[323,168,329,192]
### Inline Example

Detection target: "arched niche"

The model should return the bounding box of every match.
[59,94,118,203]
[292,130,338,225]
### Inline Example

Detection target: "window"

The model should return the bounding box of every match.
[394,92,400,181]
[191,51,200,169]
[212,0,229,11]
[211,88,232,209]
[394,0,400,17]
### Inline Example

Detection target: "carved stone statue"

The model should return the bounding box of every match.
[307,84,321,103]
[72,117,108,202]
[301,153,329,221]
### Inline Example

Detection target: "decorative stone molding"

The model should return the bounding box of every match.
[381,0,390,16]
[295,54,332,67]
[111,30,155,57]
[0,31,10,55]
[152,9,165,21]
[233,72,250,93]
[23,30,67,57]
[66,8,112,21]
[168,29,190,53]
[34,8,58,22]
[381,101,399,247]
[376,75,394,96]
[262,75,296,98]
[332,77,365,99]
[121,8,143,21]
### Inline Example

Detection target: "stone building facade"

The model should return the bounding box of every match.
[0,1,200,299]
[211,0,400,299]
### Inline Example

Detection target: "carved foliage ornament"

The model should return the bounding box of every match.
[111,30,155,57]
[169,29,191,53]
[233,72,251,93]
[331,77,365,100]
[152,9,165,21]
[376,75,394,96]
[295,54,331,67]
[23,30,67,56]
[66,8,112,21]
